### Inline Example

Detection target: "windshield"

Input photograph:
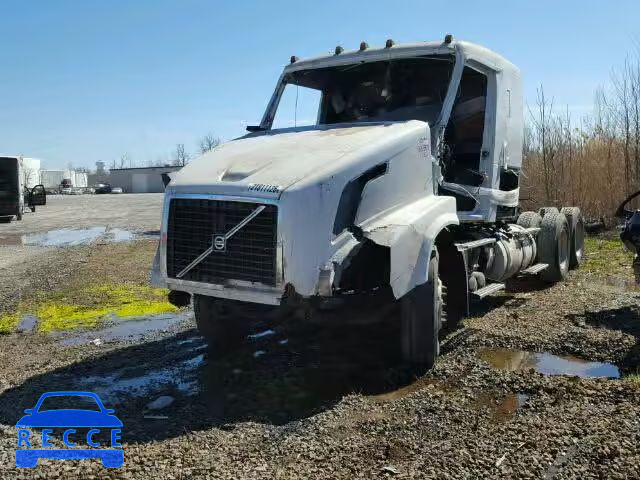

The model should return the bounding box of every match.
[276,55,454,127]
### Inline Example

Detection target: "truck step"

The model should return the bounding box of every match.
[471,282,505,299]
[455,238,496,251]
[521,263,549,275]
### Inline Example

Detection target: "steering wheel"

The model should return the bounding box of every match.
[615,190,640,219]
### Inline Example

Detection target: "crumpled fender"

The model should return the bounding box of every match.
[359,195,458,299]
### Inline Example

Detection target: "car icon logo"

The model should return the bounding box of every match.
[212,234,226,252]
[15,391,124,469]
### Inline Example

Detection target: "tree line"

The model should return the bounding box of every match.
[108,133,220,170]
[522,46,640,221]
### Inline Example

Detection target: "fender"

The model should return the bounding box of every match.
[149,246,166,288]
[359,195,458,299]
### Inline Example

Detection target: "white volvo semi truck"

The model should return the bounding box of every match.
[152,36,585,368]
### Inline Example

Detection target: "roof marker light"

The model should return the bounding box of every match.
[385,38,395,48]
[334,45,344,55]
[290,55,299,64]
[359,41,369,51]
[444,34,454,44]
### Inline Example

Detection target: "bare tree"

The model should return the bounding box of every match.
[173,144,190,167]
[199,133,220,154]
[22,168,36,187]
[117,153,130,169]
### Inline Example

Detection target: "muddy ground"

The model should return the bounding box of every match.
[0,196,638,479]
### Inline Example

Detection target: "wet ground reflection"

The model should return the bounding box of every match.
[479,348,620,378]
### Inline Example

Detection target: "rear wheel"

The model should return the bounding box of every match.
[400,250,442,369]
[193,295,249,353]
[561,207,585,269]
[538,212,570,282]
[517,211,543,229]
[538,206,559,218]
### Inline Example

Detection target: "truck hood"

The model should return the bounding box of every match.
[169,121,427,195]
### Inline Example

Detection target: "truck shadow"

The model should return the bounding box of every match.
[567,305,640,370]
[0,318,419,443]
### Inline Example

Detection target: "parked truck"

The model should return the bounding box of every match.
[152,36,585,368]
[0,156,46,222]
[0,156,25,222]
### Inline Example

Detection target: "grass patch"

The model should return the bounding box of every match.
[584,236,634,276]
[0,313,21,334]
[0,283,178,333]
[624,373,640,388]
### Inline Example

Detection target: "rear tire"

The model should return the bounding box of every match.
[517,211,543,229]
[560,207,585,269]
[538,206,559,218]
[538,212,570,282]
[193,295,249,353]
[400,250,442,369]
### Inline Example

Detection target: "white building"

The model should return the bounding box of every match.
[21,157,41,188]
[108,166,182,193]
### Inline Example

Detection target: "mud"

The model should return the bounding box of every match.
[0,220,639,478]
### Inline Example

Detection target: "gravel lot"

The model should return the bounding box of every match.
[0,196,638,479]
[0,193,163,237]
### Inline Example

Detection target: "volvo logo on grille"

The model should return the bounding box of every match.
[175,205,266,279]
[212,234,226,252]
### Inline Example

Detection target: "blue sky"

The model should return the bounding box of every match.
[1,0,639,169]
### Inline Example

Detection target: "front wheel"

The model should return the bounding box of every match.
[400,250,442,369]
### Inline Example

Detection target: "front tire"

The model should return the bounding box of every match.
[400,250,442,369]
[193,295,249,353]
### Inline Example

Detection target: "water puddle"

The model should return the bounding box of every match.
[474,392,529,422]
[57,311,194,346]
[16,314,38,333]
[79,354,203,405]
[103,228,137,243]
[479,348,620,378]
[248,329,275,340]
[0,227,157,247]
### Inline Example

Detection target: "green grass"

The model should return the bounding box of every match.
[624,373,640,388]
[0,283,178,333]
[584,236,634,276]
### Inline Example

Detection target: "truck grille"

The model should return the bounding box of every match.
[166,198,278,286]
